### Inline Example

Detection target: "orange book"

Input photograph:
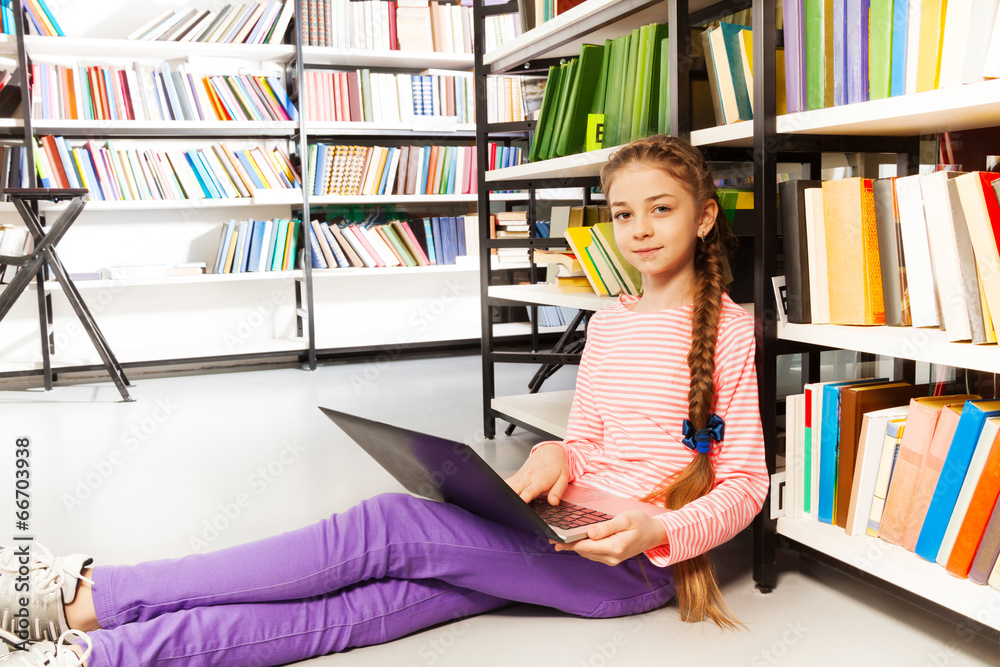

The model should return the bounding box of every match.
[900,404,966,551]
[39,136,69,189]
[822,178,885,325]
[879,395,980,546]
[424,145,439,195]
[203,79,230,120]
[947,427,1000,577]
[64,68,77,119]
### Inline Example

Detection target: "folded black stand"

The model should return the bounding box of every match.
[0,188,133,401]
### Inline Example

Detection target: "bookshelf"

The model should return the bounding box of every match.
[0,0,516,379]
[475,0,1000,640]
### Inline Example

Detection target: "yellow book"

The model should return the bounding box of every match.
[916,0,947,91]
[282,220,296,271]
[563,226,606,295]
[241,150,269,188]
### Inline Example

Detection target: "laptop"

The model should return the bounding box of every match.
[319,406,665,543]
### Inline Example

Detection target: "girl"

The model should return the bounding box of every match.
[0,134,767,667]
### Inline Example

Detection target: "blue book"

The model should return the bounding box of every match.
[185,153,218,198]
[307,222,328,269]
[455,216,466,256]
[417,146,430,195]
[74,149,103,200]
[265,76,299,121]
[35,0,64,36]
[914,400,1000,562]
[430,217,444,263]
[819,378,889,524]
[159,63,184,122]
[103,68,120,121]
[196,151,227,198]
[889,0,909,96]
[246,219,266,272]
[55,139,82,189]
[237,152,266,190]
[239,220,255,272]
[423,218,437,264]
[320,222,348,268]
[377,147,395,196]
[718,23,753,120]
[271,220,289,271]
[230,221,248,273]
[313,143,328,196]
[447,149,457,194]
[263,218,280,271]
[845,0,869,105]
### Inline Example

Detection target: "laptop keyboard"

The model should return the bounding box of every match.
[529,499,614,530]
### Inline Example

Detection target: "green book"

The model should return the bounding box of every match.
[547,59,577,159]
[657,32,671,134]
[271,219,289,271]
[804,0,827,110]
[360,69,374,121]
[591,222,642,296]
[382,224,417,266]
[630,25,651,142]
[591,38,613,115]
[556,43,605,157]
[619,29,640,144]
[528,65,562,163]
[868,0,893,100]
[602,35,626,147]
[718,23,752,121]
[286,220,300,269]
[640,23,668,137]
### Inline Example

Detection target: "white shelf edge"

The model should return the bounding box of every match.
[487,283,617,311]
[690,122,753,148]
[310,262,478,277]
[306,121,475,135]
[37,193,301,211]
[309,194,477,204]
[486,145,618,182]
[493,322,570,337]
[31,120,298,133]
[776,517,1000,631]
[30,270,304,290]
[302,46,472,70]
[23,36,295,62]
[777,321,1000,374]
[491,390,575,439]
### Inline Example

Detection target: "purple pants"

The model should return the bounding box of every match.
[86,493,675,666]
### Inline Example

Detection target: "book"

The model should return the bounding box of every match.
[942,417,1000,575]
[804,187,830,323]
[915,400,1000,561]
[847,407,910,536]
[920,171,972,341]
[947,178,992,344]
[786,393,807,519]
[804,0,829,109]
[821,178,885,325]
[589,222,641,296]
[954,172,1000,334]
[894,174,940,327]
[872,178,909,327]
[779,179,822,323]
[970,483,1000,584]
[878,394,980,546]
[868,0,893,99]
[837,383,930,530]
[868,418,908,536]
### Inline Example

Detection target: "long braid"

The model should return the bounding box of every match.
[600,135,741,629]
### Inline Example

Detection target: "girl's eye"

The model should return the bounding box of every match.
[612,210,631,221]
[654,205,672,214]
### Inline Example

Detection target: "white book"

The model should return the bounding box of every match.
[383,73,400,124]
[984,5,1000,78]
[0,226,28,283]
[124,69,147,122]
[364,1,375,50]
[397,74,413,124]
[785,393,803,520]
[804,188,830,324]
[139,9,187,41]
[180,11,217,43]
[359,146,384,195]
[454,144,466,195]
[128,9,177,40]
[208,3,247,43]
[920,171,971,340]
[905,0,922,94]
[166,8,210,42]
[894,174,941,327]
[137,65,163,121]
[342,227,377,267]
[961,0,1000,82]
[450,4,464,54]
[362,225,401,267]
[257,219,274,271]
[847,407,909,536]
[166,150,206,199]
[937,418,1000,565]
[202,149,240,198]
[937,0,974,88]
[382,147,402,195]
[268,0,296,44]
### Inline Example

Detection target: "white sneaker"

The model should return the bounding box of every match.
[0,545,93,643]
[0,630,92,666]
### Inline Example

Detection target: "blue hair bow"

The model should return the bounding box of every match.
[681,414,725,454]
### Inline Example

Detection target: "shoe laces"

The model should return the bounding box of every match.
[16,630,92,667]
[0,544,94,597]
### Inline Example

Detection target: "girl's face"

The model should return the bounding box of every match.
[608,165,716,285]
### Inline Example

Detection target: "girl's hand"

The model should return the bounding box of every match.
[505,443,570,505]
[552,512,667,566]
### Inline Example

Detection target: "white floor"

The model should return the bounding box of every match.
[1,354,998,666]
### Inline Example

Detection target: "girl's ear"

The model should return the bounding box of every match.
[697,198,718,239]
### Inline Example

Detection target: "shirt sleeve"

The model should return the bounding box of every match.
[530,318,607,481]
[643,319,769,567]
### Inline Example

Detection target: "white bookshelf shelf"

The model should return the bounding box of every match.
[23,36,295,62]
[310,263,478,277]
[306,121,475,136]
[777,321,1000,375]
[302,46,473,70]
[488,283,617,311]
[31,120,298,136]
[486,146,617,182]
[491,390,575,439]
[777,517,1000,631]
[38,193,301,211]
[483,0,713,73]
[309,194,477,204]
[493,322,570,337]
[32,270,304,290]
[690,122,753,148]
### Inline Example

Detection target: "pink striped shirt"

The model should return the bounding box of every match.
[534,292,767,567]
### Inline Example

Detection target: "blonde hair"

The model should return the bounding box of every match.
[600,134,741,630]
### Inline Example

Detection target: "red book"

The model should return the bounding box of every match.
[388,1,398,50]
[347,225,385,267]
[346,71,362,122]
[40,136,68,188]
[118,70,135,120]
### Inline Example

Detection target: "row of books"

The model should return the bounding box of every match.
[487,144,524,171]
[213,218,301,274]
[702,23,789,125]
[308,143,477,197]
[530,22,671,162]
[783,0,1000,113]
[0,224,33,284]
[10,138,300,202]
[485,76,527,124]
[489,210,530,266]
[528,305,581,328]
[302,69,473,124]
[32,62,298,123]
[520,0,585,32]
[18,0,63,37]
[304,214,470,269]
[784,386,1000,590]
[300,0,476,53]
[779,172,1000,343]
[128,2,295,45]
[0,1,16,35]
[481,12,522,54]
